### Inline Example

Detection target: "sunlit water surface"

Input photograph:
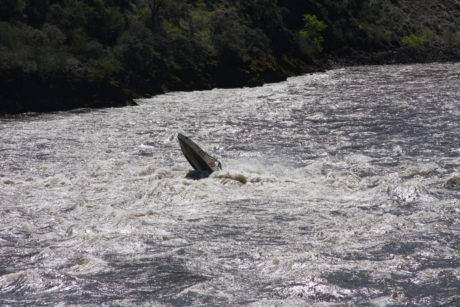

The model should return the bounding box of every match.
[1,63,459,306]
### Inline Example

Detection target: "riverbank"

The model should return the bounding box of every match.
[1,0,459,115]
[2,49,458,116]
[328,47,460,67]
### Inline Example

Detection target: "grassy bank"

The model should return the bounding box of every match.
[1,0,459,114]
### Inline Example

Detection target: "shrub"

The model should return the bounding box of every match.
[401,31,433,47]
[298,14,327,57]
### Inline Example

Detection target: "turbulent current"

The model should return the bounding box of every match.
[1,63,459,306]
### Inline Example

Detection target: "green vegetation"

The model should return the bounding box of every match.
[0,0,458,114]
[401,31,433,47]
[298,14,328,57]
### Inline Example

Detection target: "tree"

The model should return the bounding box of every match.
[298,14,327,58]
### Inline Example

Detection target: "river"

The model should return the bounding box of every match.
[0,63,459,305]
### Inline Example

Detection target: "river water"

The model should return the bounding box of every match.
[0,63,459,306]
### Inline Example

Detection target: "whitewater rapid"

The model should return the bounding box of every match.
[0,63,459,305]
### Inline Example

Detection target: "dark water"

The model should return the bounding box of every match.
[0,63,459,306]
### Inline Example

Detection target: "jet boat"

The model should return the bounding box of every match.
[177,133,222,177]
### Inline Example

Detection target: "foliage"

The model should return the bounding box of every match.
[401,31,433,47]
[0,0,458,113]
[298,14,327,57]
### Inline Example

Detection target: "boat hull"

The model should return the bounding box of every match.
[177,133,221,175]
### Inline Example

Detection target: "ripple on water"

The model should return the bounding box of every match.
[0,63,459,305]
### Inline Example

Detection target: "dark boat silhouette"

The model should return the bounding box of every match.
[178,133,222,178]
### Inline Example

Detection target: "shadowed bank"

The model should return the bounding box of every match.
[1,0,459,114]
